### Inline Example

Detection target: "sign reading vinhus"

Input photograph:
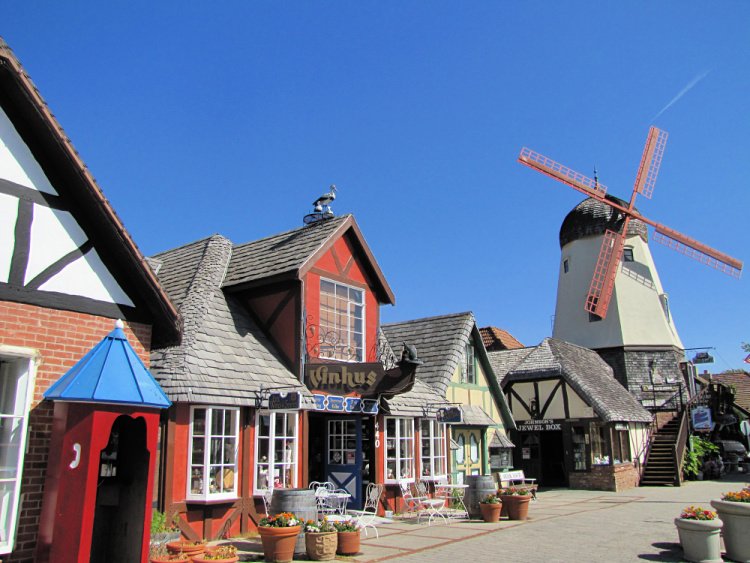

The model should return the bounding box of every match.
[305,362,386,397]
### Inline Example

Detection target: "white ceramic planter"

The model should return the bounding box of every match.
[674,517,723,563]
[711,499,750,562]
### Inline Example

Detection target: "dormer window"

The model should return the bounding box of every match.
[623,247,634,262]
[319,279,365,362]
[461,343,476,384]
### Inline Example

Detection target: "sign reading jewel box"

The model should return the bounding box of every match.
[517,419,562,432]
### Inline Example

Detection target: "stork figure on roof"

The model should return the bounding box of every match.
[313,184,337,215]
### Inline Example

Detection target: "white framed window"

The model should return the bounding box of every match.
[319,278,365,362]
[187,406,239,502]
[420,420,446,479]
[461,343,476,384]
[0,352,36,555]
[254,411,298,494]
[384,417,414,482]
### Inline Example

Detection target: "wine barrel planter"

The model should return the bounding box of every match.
[269,488,317,555]
[465,475,497,519]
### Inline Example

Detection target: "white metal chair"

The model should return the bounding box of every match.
[348,483,384,537]
[398,479,427,515]
[416,480,449,526]
[260,488,273,516]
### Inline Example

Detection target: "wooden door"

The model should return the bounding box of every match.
[452,428,483,484]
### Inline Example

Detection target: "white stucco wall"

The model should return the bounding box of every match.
[0,107,57,194]
[553,234,683,349]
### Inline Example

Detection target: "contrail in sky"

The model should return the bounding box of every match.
[651,70,712,122]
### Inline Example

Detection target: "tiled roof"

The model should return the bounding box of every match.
[712,370,750,413]
[490,338,652,423]
[382,312,475,397]
[223,216,349,288]
[489,430,515,448]
[150,235,309,406]
[487,347,534,383]
[459,404,496,426]
[479,326,524,351]
[382,378,449,417]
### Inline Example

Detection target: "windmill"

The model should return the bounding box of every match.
[518,127,743,320]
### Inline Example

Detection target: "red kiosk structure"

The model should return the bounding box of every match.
[37,320,171,563]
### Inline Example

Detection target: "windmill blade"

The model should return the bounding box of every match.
[653,225,743,278]
[632,127,668,199]
[519,148,608,200]
[585,229,627,319]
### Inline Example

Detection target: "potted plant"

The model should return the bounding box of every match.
[304,519,338,561]
[479,494,502,523]
[166,539,207,558]
[192,545,239,563]
[674,506,723,563]
[258,512,301,563]
[333,520,361,556]
[148,543,190,563]
[150,510,180,547]
[497,487,532,521]
[711,488,750,562]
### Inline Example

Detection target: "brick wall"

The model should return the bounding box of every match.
[568,463,639,492]
[0,300,152,563]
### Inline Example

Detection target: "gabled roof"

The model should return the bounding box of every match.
[222,214,395,305]
[712,370,750,414]
[382,312,475,396]
[490,338,652,423]
[0,38,179,345]
[150,235,309,406]
[382,311,515,428]
[44,321,170,408]
[382,378,449,417]
[480,326,524,351]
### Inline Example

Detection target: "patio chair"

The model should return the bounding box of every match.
[398,479,427,515]
[348,483,384,538]
[260,488,273,516]
[416,479,449,526]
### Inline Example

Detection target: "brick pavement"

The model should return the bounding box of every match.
[224,473,749,562]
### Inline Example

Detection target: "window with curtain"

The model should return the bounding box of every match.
[591,424,609,465]
[0,355,34,555]
[255,411,298,494]
[613,427,631,464]
[460,343,476,384]
[188,406,239,501]
[319,279,365,362]
[385,417,414,482]
[420,420,446,478]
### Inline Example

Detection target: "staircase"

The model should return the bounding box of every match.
[641,415,682,486]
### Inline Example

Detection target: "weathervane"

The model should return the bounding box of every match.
[303,184,337,225]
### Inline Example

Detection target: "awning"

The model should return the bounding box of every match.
[44,320,171,409]
[490,430,515,448]
[450,438,461,450]
[458,404,495,426]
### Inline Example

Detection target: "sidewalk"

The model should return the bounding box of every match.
[223,473,750,562]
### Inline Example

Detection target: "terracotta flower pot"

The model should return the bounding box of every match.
[150,556,190,563]
[166,540,207,558]
[674,517,723,563]
[191,554,239,563]
[305,531,337,561]
[479,502,502,523]
[258,525,301,563]
[500,495,531,521]
[711,499,750,562]
[336,530,361,556]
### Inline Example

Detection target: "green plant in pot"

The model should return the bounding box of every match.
[151,510,180,546]
[305,519,337,561]
[333,520,361,556]
[258,512,301,563]
[711,488,750,562]
[683,437,719,480]
[479,494,502,522]
[675,506,722,563]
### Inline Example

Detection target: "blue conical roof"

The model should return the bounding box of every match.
[44,321,171,409]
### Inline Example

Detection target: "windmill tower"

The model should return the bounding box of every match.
[518,128,743,407]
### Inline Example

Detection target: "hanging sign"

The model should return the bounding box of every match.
[436,407,463,424]
[312,393,379,414]
[691,406,712,431]
[305,362,385,396]
[517,419,562,432]
[268,392,301,410]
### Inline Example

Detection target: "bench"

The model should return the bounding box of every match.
[496,470,538,500]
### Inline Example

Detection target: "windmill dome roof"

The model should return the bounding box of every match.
[559,196,648,248]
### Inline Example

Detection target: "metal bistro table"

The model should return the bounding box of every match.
[325,491,352,515]
[436,483,469,519]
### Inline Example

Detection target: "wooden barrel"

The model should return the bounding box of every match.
[269,488,317,555]
[464,475,497,519]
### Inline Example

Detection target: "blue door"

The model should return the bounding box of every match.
[325,417,362,509]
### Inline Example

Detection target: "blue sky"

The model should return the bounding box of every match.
[4,2,748,369]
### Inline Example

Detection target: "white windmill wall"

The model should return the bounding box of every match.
[552,233,683,350]
[0,106,134,307]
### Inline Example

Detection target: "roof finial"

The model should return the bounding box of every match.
[115,319,124,329]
